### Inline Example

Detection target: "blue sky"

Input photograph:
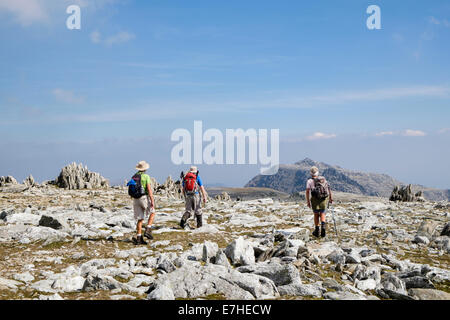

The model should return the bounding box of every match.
[0,0,449,189]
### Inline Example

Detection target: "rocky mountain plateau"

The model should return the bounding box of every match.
[0,163,449,300]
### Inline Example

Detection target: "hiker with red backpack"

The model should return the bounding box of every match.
[127,161,156,245]
[306,166,333,238]
[179,166,208,229]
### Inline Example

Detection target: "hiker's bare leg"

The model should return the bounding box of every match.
[147,212,155,228]
[320,212,326,223]
[136,219,143,235]
[314,213,320,226]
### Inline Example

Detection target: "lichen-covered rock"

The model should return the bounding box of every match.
[54,163,109,190]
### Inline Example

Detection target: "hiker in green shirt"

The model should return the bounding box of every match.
[130,161,156,245]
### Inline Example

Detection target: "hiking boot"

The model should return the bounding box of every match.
[144,228,154,240]
[138,235,147,245]
[133,235,147,245]
[321,222,326,237]
[312,227,320,238]
[196,215,203,228]
[180,212,191,229]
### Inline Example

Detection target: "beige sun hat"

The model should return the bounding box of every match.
[136,161,150,171]
[310,166,319,177]
[189,166,198,173]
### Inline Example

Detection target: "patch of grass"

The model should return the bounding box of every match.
[401,249,450,268]
[42,241,67,250]
[434,280,450,294]
[113,276,131,284]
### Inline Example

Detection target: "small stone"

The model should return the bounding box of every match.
[412,235,430,245]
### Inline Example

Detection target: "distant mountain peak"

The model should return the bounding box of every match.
[294,158,317,166]
[245,159,449,201]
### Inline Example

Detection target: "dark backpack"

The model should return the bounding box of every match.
[127,173,146,199]
[311,177,329,201]
[182,171,199,195]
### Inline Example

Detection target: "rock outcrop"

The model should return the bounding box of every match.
[0,176,18,186]
[23,175,37,187]
[390,185,425,202]
[54,163,109,190]
[154,176,183,199]
[215,192,231,201]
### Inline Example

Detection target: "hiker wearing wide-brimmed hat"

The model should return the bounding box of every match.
[127,160,156,245]
[306,166,333,238]
[179,166,208,229]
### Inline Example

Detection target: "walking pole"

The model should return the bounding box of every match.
[328,202,340,243]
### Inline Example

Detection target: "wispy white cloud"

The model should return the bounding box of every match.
[402,129,426,137]
[438,128,450,134]
[2,83,450,125]
[392,33,404,43]
[375,131,394,137]
[306,86,450,104]
[91,31,136,46]
[429,16,450,27]
[104,31,135,46]
[375,130,427,137]
[305,132,337,141]
[220,85,450,111]
[52,89,84,104]
[0,0,48,26]
[90,31,101,44]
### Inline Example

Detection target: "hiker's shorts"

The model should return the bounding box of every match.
[311,197,328,214]
[133,196,154,221]
[184,193,202,217]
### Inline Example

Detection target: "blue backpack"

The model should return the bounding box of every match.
[127,173,146,199]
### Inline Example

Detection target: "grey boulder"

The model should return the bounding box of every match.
[147,263,278,300]
[236,261,301,287]
[224,236,256,266]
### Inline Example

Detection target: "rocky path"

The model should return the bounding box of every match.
[0,186,449,300]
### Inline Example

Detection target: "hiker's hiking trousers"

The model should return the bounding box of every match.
[181,193,202,227]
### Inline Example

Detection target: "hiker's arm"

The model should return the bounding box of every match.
[306,189,311,208]
[200,186,208,203]
[147,183,155,208]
